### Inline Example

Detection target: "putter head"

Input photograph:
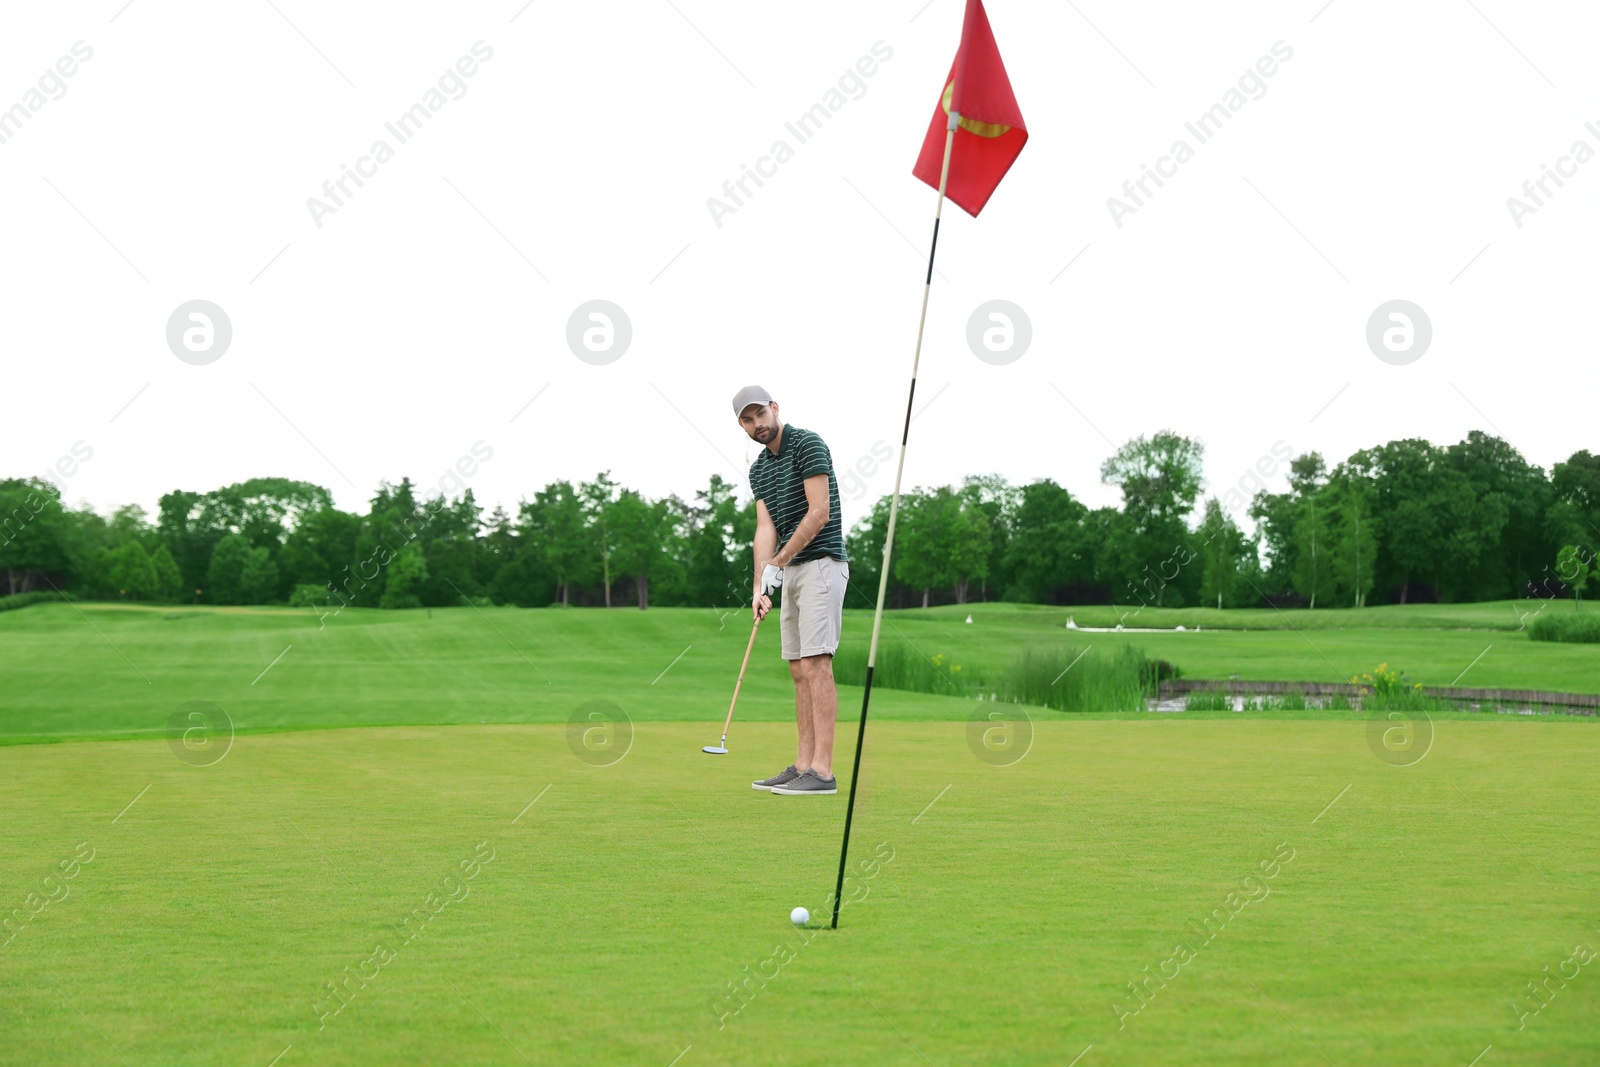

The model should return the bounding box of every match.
[702,745,729,754]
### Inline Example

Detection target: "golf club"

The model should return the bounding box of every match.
[704,610,763,754]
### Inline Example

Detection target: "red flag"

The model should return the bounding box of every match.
[913,0,1028,216]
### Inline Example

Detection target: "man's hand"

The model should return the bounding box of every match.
[761,562,784,595]
[753,592,772,622]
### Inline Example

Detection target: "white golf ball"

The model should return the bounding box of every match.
[790,906,809,926]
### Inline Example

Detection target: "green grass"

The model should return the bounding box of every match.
[862,602,1600,696]
[3,600,1599,746]
[3,602,1599,1064]
[2,720,1596,1065]
[0,602,990,745]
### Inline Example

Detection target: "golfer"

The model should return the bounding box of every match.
[733,386,850,796]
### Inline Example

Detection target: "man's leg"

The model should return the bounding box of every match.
[804,654,838,779]
[790,658,814,773]
[780,564,811,772]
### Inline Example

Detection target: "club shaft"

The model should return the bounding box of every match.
[717,616,762,744]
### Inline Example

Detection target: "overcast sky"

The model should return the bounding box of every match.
[4,1,1594,536]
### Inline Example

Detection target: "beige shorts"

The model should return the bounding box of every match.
[780,557,849,660]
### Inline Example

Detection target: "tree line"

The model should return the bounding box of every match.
[2,429,1596,611]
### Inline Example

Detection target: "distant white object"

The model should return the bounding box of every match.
[1115,623,1124,631]
[1066,617,1078,630]
[1176,625,1186,632]
[965,614,973,624]
[790,906,809,925]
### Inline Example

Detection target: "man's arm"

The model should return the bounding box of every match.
[772,474,830,566]
[754,499,778,589]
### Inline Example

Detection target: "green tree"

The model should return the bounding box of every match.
[1546,451,1600,571]
[1249,488,1297,598]
[0,478,70,595]
[157,490,212,601]
[349,479,424,609]
[479,505,519,592]
[1555,545,1599,609]
[1001,479,1091,603]
[1350,439,1445,603]
[1196,498,1251,610]
[489,550,556,607]
[1291,471,1331,609]
[611,490,672,609]
[846,496,892,608]
[1099,432,1204,607]
[237,546,278,604]
[150,543,184,601]
[893,487,991,607]
[1445,432,1550,599]
[683,474,745,608]
[379,541,427,609]
[278,506,361,599]
[890,492,938,608]
[206,534,252,604]
[1321,470,1378,607]
[524,481,589,607]
[959,474,1019,602]
[102,541,159,600]
[420,489,483,607]
[580,473,621,607]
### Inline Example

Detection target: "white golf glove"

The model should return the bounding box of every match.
[761,563,784,595]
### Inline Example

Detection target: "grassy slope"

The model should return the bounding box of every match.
[3,602,1598,744]
[1,720,1595,1066]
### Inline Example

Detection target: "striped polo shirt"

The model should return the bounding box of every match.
[749,424,849,564]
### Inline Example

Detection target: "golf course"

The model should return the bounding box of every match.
[3,599,1597,1065]
[9,0,1600,1061]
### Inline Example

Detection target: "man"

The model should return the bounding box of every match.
[732,386,850,796]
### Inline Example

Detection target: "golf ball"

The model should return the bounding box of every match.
[790,906,809,926]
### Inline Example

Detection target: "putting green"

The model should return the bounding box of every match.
[2,720,1595,1065]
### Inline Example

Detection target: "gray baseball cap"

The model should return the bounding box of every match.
[731,385,773,417]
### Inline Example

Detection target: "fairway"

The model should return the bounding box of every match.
[4,602,1599,745]
[2,719,1596,1066]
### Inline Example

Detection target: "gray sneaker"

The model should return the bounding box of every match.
[771,771,837,796]
[753,765,800,791]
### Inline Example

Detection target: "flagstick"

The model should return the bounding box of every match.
[831,115,958,930]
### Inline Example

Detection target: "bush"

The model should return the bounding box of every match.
[1142,658,1182,688]
[1529,613,1600,644]
[288,583,332,608]
[0,590,71,612]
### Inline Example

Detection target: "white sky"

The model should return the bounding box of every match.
[3,0,1594,536]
